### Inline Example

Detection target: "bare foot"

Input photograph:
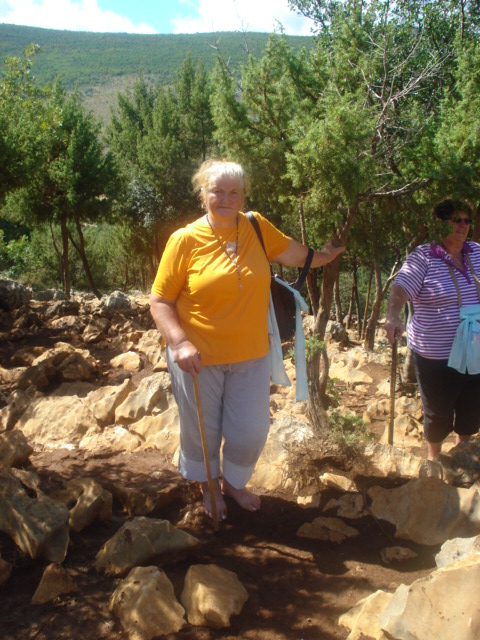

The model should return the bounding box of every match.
[201,479,227,521]
[222,478,261,512]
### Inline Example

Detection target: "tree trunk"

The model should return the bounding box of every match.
[361,264,374,340]
[334,273,343,324]
[60,214,70,298]
[307,206,356,434]
[345,258,357,329]
[353,260,362,339]
[364,259,383,351]
[67,221,102,299]
[365,257,402,351]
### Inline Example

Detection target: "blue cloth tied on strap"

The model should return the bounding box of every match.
[448,303,480,374]
[267,277,309,401]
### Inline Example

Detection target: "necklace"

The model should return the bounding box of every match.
[205,214,242,290]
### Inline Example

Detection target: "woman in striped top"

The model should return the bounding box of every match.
[385,199,480,459]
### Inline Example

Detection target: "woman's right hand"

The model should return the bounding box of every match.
[384,317,404,346]
[172,340,202,375]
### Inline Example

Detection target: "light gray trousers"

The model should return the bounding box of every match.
[167,347,271,488]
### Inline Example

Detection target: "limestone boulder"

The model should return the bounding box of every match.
[323,494,367,519]
[363,443,443,480]
[0,554,12,586]
[82,317,111,343]
[9,346,46,367]
[368,477,480,545]
[42,299,80,319]
[130,407,180,454]
[99,290,132,315]
[85,377,135,425]
[380,554,480,640]
[339,590,393,640]
[435,534,480,568]
[15,345,98,391]
[250,414,314,491]
[95,517,200,576]
[32,288,68,302]
[110,566,185,640]
[380,546,418,564]
[109,351,142,371]
[181,564,249,628]
[15,394,99,449]
[31,563,78,604]
[0,430,33,468]
[0,277,32,310]
[320,472,357,492]
[79,425,142,454]
[115,372,171,425]
[0,468,69,562]
[136,330,165,368]
[51,477,112,532]
[297,517,359,543]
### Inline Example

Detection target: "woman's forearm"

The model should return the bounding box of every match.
[274,238,345,268]
[150,294,202,373]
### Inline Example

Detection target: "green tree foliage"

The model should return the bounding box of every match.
[11,84,118,296]
[0,45,49,200]
[107,55,216,276]
[210,0,480,427]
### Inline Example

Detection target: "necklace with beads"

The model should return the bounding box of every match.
[205,213,242,290]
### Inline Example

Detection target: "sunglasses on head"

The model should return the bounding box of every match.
[449,215,473,225]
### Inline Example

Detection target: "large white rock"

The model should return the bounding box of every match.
[380,554,480,640]
[297,517,359,542]
[181,564,248,628]
[110,566,185,640]
[339,589,393,640]
[31,563,78,604]
[0,430,33,468]
[115,372,171,424]
[109,351,142,371]
[136,330,165,368]
[131,407,181,454]
[86,378,135,424]
[0,468,69,562]
[249,415,314,491]
[368,478,480,545]
[95,517,200,576]
[15,395,99,449]
[435,535,480,568]
[363,443,442,480]
[51,477,112,532]
[79,425,142,454]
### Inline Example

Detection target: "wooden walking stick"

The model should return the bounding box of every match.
[192,376,219,531]
[388,335,398,445]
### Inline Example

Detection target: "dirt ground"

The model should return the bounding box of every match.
[0,320,439,640]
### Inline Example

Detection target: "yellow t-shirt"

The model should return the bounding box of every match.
[151,211,290,365]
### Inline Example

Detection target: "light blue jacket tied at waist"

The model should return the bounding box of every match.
[448,303,480,374]
[267,278,309,401]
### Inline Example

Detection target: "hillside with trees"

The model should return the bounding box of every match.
[2,1,480,426]
[0,24,314,120]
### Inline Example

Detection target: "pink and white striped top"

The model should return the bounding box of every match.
[394,241,480,359]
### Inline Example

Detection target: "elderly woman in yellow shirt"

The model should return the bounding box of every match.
[150,158,344,521]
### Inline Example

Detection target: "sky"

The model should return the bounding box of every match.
[0,0,314,36]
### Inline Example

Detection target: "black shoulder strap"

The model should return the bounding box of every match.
[293,247,314,290]
[246,211,268,257]
[246,211,314,290]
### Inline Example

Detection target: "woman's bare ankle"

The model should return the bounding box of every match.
[222,478,260,512]
[200,480,227,520]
